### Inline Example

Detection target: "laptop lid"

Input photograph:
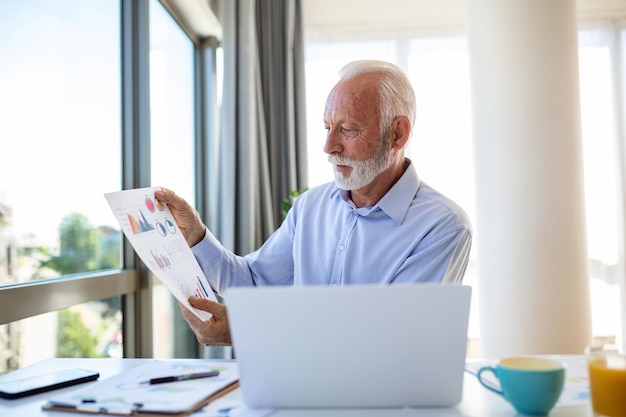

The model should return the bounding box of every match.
[225,284,472,409]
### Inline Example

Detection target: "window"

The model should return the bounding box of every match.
[404,36,478,346]
[0,1,122,283]
[578,26,624,343]
[304,37,480,353]
[304,24,626,354]
[0,0,122,371]
[0,0,221,368]
[149,0,197,358]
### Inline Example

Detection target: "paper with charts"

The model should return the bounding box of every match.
[105,187,215,320]
[45,360,239,415]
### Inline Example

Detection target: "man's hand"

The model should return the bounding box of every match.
[154,188,206,247]
[179,296,232,346]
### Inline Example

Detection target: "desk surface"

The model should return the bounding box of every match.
[0,357,594,417]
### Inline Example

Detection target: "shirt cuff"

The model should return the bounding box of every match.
[190,228,224,284]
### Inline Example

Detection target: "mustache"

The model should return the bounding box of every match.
[327,154,358,166]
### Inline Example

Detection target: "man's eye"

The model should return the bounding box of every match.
[341,128,359,137]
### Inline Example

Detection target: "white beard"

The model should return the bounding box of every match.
[327,136,394,190]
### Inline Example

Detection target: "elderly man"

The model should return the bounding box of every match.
[155,60,472,346]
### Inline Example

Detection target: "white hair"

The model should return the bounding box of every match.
[338,60,416,136]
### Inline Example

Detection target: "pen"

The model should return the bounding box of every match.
[147,370,220,385]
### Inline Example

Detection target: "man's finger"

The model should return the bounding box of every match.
[188,296,226,317]
[155,188,195,213]
[155,188,182,207]
[178,301,205,326]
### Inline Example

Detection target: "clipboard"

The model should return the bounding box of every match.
[42,360,239,416]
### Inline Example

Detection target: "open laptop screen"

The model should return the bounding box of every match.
[226,284,471,409]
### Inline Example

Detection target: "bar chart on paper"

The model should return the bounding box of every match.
[105,187,216,320]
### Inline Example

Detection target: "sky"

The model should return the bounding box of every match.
[0,0,196,246]
[0,1,122,245]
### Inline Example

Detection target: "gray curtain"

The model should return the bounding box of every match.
[210,0,307,255]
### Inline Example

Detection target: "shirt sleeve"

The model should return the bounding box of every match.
[391,225,472,285]
[191,228,255,295]
[191,208,298,295]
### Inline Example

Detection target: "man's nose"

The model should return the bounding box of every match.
[323,128,343,155]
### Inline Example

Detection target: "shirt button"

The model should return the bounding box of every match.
[339,245,345,251]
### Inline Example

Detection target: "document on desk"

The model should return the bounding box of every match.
[194,400,275,417]
[43,360,239,416]
[105,187,216,321]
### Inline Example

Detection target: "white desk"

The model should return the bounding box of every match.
[0,358,594,417]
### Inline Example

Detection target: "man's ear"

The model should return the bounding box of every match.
[390,116,411,150]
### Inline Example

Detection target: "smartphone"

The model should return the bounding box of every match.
[0,368,100,399]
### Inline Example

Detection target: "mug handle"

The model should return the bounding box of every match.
[477,366,504,397]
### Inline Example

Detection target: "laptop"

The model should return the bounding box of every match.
[225,284,472,409]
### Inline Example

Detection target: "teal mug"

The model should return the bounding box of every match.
[477,357,565,415]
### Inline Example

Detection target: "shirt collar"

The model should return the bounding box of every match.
[330,158,421,225]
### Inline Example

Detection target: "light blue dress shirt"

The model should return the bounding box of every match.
[192,160,472,295]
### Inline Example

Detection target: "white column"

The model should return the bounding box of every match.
[466,0,592,357]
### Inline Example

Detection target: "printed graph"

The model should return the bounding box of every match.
[128,210,155,234]
[154,219,177,237]
[195,276,211,299]
[164,238,191,258]
[145,196,165,213]
[151,250,172,269]
[145,197,156,212]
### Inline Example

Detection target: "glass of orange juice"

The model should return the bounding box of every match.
[587,347,626,417]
